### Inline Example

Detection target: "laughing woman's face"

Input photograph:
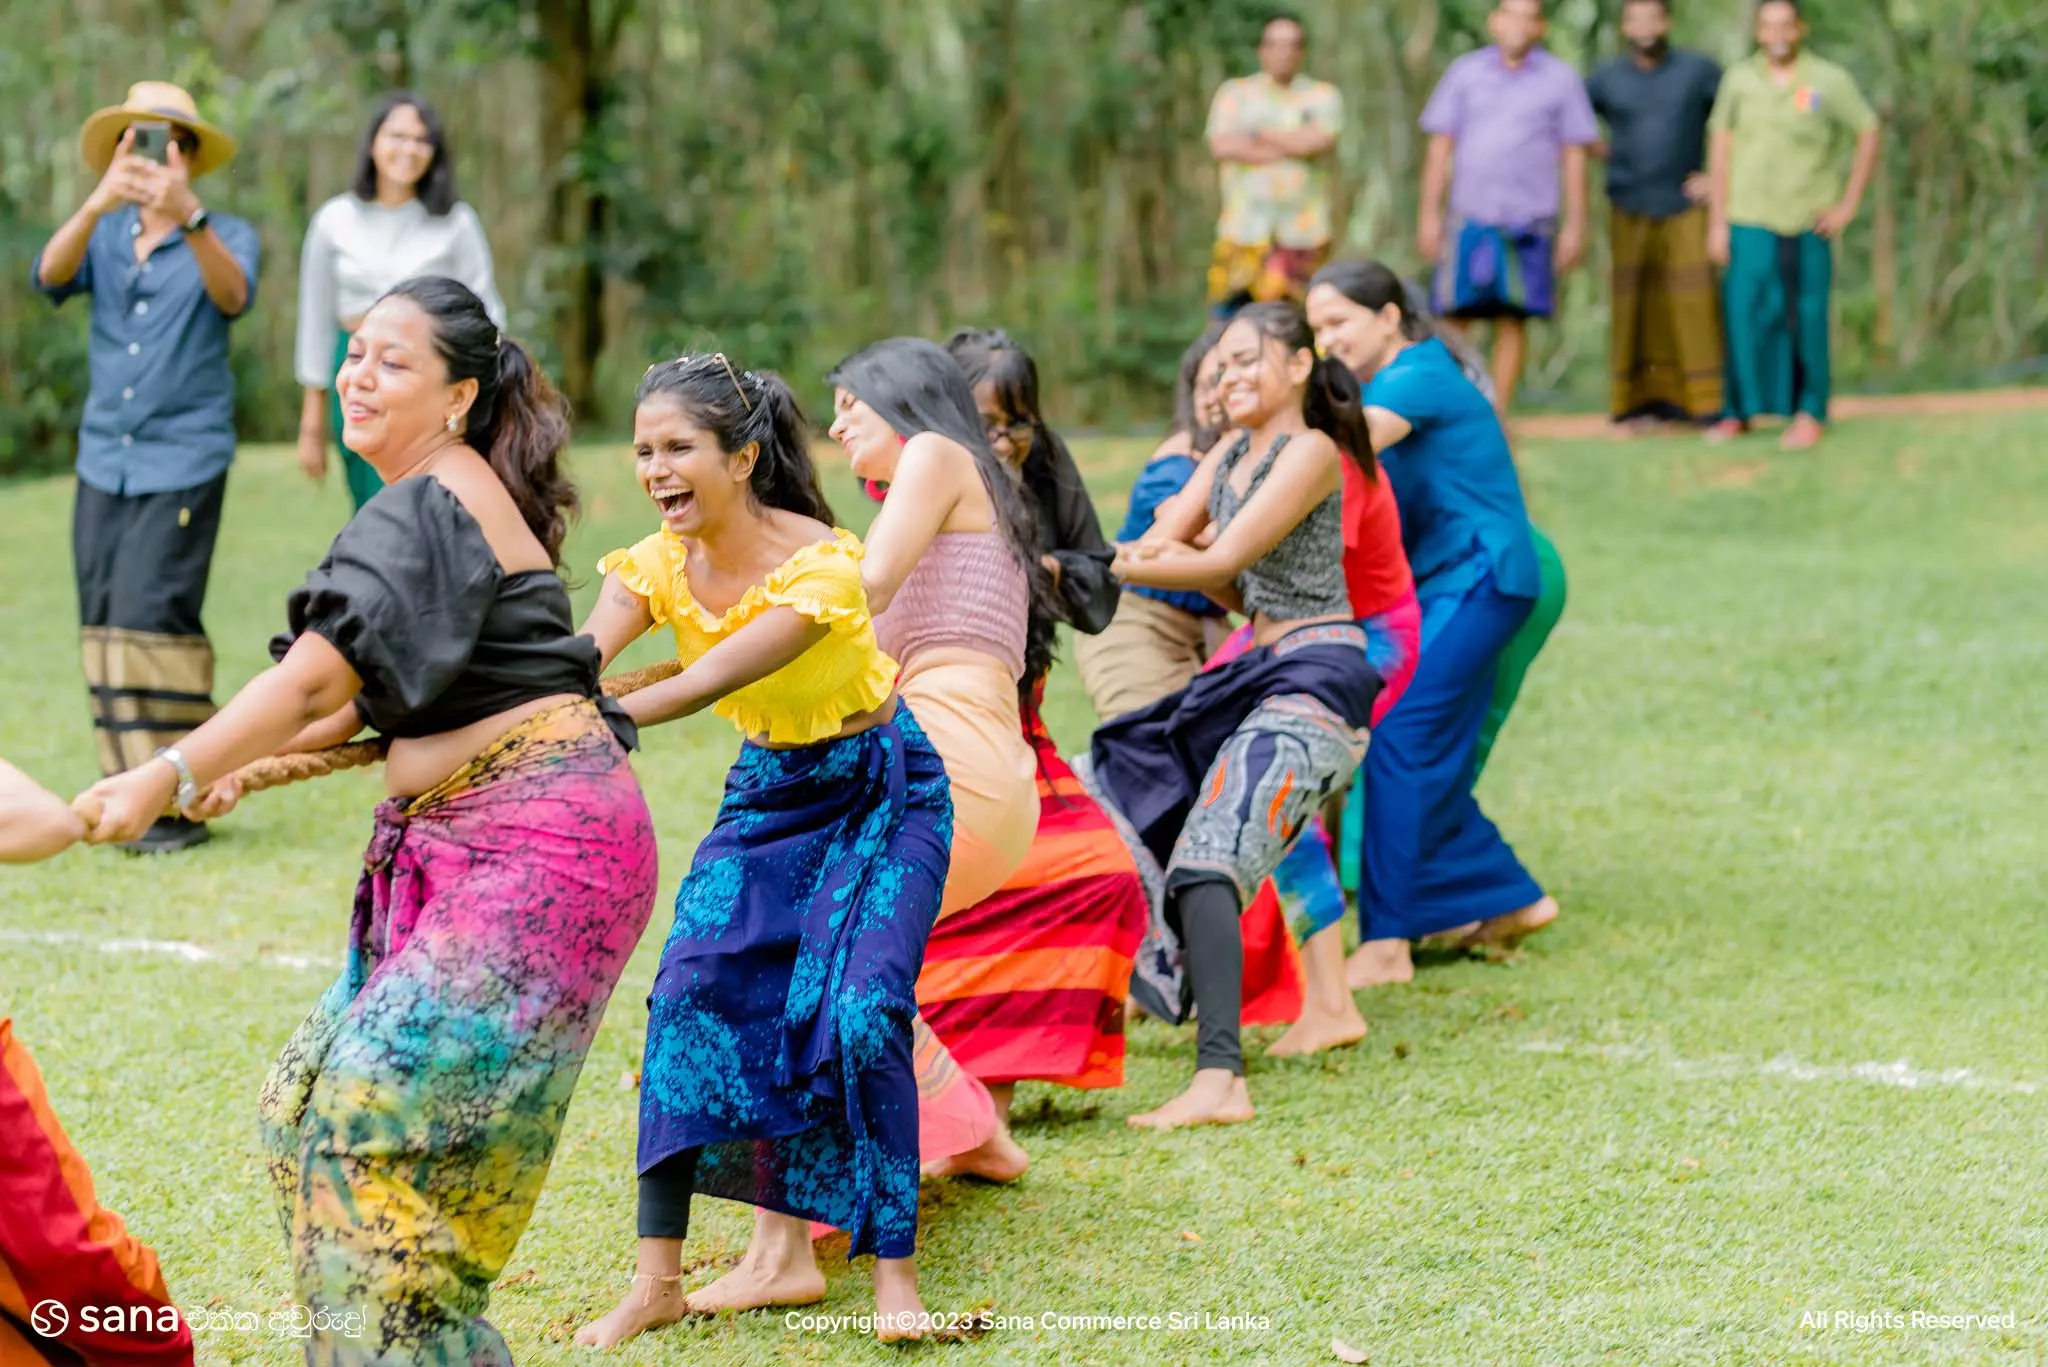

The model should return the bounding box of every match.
[827,388,903,483]
[632,393,754,537]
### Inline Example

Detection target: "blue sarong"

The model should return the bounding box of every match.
[636,707,952,1260]
[1434,218,1557,321]
[1358,571,1544,941]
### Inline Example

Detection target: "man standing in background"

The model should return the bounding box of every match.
[1205,12,1343,314]
[1588,0,1724,431]
[1417,0,1599,414]
[1706,0,1879,450]
[31,82,259,853]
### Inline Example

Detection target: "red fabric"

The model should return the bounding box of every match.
[0,1021,192,1367]
[1239,885,1305,1026]
[1340,459,1413,620]
[918,708,1148,1089]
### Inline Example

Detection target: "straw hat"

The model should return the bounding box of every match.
[80,81,236,179]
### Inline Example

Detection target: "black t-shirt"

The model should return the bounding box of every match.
[270,476,634,747]
[1587,49,1722,219]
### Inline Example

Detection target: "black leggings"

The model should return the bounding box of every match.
[637,1148,701,1239]
[1166,876,1245,1075]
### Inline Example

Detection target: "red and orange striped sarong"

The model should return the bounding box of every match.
[916,710,1148,1090]
[1,1019,192,1365]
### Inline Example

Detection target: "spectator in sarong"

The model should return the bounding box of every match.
[1588,0,1725,430]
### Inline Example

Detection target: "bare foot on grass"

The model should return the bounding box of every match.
[1127,1069,1254,1130]
[1345,938,1415,988]
[574,1239,693,1349]
[1266,1002,1368,1056]
[921,1125,1029,1182]
[682,1212,825,1316]
[1417,921,1481,951]
[1458,895,1559,950]
[873,1257,925,1342]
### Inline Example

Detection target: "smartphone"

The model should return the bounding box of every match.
[131,121,171,164]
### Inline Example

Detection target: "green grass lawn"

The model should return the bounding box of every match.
[5,416,2048,1365]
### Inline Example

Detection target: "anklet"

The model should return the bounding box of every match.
[632,1271,686,1306]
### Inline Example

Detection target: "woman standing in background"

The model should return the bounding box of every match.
[296,92,505,510]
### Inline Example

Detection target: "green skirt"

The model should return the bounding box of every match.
[329,327,383,511]
[1474,523,1566,778]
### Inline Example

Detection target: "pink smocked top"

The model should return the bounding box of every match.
[873,531,1029,681]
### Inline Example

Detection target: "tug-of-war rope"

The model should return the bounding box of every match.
[164,659,683,812]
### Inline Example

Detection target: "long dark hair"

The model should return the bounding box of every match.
[1309,257,1492,393]
[1224,300,1376,480]
[384,275,577,563]
[942,325,1087,516]
[351,92,457,215]
[828,336,1057,689]
[1170,319,1231,454]
[943,327,1047,466]
[635,355,836,526]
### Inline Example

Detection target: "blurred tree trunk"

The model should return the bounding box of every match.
[536,0,620,418]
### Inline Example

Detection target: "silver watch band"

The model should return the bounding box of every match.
[155,746,199,811]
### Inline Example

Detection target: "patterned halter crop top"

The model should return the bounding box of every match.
[1206,432,1352,622]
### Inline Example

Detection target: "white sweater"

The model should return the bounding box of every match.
[294,195,506,389]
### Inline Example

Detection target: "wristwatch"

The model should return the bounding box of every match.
[154,746,199,811]
[183,206,211,236]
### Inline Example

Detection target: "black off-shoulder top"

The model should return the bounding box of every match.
[269,477,635,749]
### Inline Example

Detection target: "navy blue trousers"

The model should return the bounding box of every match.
[1359,573,1544,940]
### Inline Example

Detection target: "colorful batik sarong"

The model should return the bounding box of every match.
[257,700,658,1365]
[636,707,952,1261]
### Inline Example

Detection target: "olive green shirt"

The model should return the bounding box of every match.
[1709,52,1878,236]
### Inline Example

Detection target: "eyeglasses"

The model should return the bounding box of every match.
[984,420,1033,447]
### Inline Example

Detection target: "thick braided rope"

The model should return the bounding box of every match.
[208,658,683,799]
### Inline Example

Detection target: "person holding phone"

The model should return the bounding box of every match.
[31,81,259,854]
[296,92,505,510]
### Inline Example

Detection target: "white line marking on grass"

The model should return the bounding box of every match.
[1522,1040,2040,1095]
[0,930,332,972]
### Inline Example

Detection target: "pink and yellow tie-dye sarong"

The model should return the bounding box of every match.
[258,700,658,1365]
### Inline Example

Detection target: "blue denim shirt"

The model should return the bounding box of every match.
[32,204,261,495]
[1116,453,1226,617]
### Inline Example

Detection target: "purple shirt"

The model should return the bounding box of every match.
[1420,47,1599,227]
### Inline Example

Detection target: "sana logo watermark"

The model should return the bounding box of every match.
[25,1299,366,1341]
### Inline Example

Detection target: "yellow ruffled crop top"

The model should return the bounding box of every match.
[597,527,899,745]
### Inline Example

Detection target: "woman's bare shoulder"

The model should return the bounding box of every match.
[428,453,552,574]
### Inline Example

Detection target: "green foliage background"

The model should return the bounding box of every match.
[3,0,2043,476]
